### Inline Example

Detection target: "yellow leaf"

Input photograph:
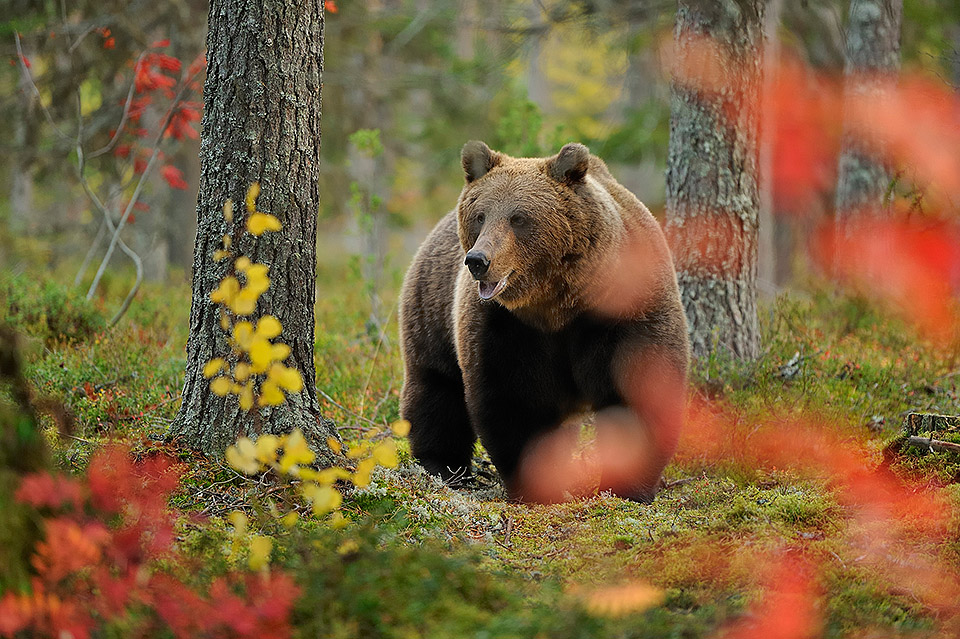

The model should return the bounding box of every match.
[228,510,248,535]
[269,363,303,392]
[271,344,291,362]
[203,358,226,378]
[259,380,285,406]
[228,510,246,559]
[222,234,232,249]
[316,467,352,485]
[302,484,341,516]
[279,428,315,472]
[336,539,359,555]
[247,212,282,236]
[219,309,230,330]
[235,256,251,272]
[255,434,281,464]
[248,535,272,571]
[226,438,260,475]
[328,512,349,529]
[233,322,254,349]
[210,376,232,396]
[281,511,299,529]
[391,420,411,437]
[256,315,282,339]
[250,339,273,373]
[297,467,320,481]
[239,383,254,411]
[372,440,399,469]
[245,182,260,213]
[213,249,231,262]
[345,440,370,460]
[326,436,342,454]
[352,457,376,487]
[210,276,240,304]
[229,290,257,316]
[223,199,234,222]
[244,264,270,295]
[580,582,663,618]
[234,362,251,381]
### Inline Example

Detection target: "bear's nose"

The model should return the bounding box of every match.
[464,250,490,279]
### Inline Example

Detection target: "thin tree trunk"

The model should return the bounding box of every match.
[757,0,782,295]
[834,0,903,224]
[665,0,766,361]
[170,0,339,460]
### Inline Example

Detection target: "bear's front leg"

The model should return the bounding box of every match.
[601,348,687,503]
[463,376,570,502]
[402,368,476,485]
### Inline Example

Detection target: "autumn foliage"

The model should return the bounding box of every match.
[0,447,299,639]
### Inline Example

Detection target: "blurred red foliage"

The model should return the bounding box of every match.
[0,446,300,639]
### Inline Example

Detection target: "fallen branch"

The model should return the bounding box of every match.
[901,436,960,455]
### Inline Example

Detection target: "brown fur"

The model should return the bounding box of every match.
[399,142,690,502]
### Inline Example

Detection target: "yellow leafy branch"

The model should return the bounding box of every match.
[225,422,409,526]
[204,183,303,409]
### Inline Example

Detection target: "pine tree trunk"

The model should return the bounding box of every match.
[835,0,902,222]
[170,0,339,461]
[665,0,766,361]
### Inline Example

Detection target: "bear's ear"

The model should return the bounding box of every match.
[462,141,500,183]
[547,143,590,185]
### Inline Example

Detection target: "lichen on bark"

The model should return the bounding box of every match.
[665,0,766,361]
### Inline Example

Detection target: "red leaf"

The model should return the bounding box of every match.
[161,165,188,190]
[150,38,170,48]
[325,0,338,13]
[164,103,201,140]
[103,37,115,50]
[15,473,84,510]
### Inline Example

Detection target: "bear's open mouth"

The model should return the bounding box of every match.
[477,273,510,300]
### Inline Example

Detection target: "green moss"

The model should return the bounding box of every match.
[10,267,960,637]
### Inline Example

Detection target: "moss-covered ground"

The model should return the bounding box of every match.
[4,265,960,638]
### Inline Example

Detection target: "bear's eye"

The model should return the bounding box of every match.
[476,213,485,226]
[510,213,527,228]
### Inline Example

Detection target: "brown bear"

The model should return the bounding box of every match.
[399,141,690,503]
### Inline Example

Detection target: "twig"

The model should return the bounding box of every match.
[85,62,202,314]
[661,477,698,490]
[13,32,72,141]
[88,53,147,159]
[901,436,960,455]
[74,219,107,287]
[358,299,398,422]
[74,111,144,326]
[67,24,99,53]
[318,389,381,429]
[827,549,847,570]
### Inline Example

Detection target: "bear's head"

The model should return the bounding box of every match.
[456,141,612,313]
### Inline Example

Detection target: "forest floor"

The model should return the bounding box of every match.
[5,264,960,638]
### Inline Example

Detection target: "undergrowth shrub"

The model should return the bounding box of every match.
[0,446,299,639]
[2,273,105,345]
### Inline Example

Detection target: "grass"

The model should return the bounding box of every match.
[5,265,960,638]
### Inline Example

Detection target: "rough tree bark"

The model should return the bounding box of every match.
[834,0,903,222]
[169,0,339,461]
[665,0,766,361]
